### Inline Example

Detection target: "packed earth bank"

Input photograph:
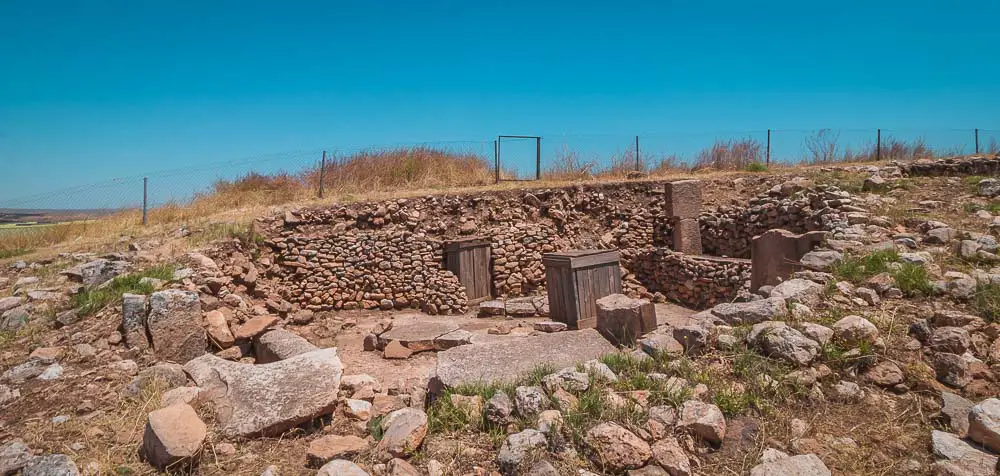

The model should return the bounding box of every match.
[3,155,1000,474]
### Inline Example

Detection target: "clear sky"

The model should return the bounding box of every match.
[1,1,998,206]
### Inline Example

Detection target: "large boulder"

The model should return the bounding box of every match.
[141,403,206,470]
[433,329,616,389]
[584,422,651,471]
[710,297,788,325]
[184,348,343,438]
[147,290,205,363]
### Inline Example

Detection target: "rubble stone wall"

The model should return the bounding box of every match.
[899,155,1000,177]
[622,247,752,310]
[240,180,852,313]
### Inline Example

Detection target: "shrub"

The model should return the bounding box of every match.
[693,138,764,170]
[744,162,768,172]
[891,263,934,297]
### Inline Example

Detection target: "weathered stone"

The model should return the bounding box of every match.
[755,324,820,366]
[497,429,547,475]
[478,300,506,317]
[749,453,831,476]
[254,329,318,363]
[514,386,549,417]
[307,435,368,466]
[344,399,373,420]
[526,460,560,476]
[863,361,904,387]
[596,294,656,346]
[21,455,80,476]
[770,278,825,308]
[317,460,370,476]
[375,408,427,460]
[0,296,24,314]
[383,341,413,359]
[433,329,616,389]
[160,386,203,408]
[750,229,827,291]
[941,392,974,437]
[930,327,972,355]
[533,321,568,333]
[542,368,590,393]
[62,259,131,288]
[797,322,833,346]
[584,422,652,471]
[486,391,514,425]
[387,458,420,476]
[671,218,703,255]
[126,363,188,396]
[233,315,279,341]
[831,315,879,346]
[672,325,710,354]
[121,293,150,350]
[0,439,32,475]
[638,333,684,357]
[147,290,205,363]
[379,321,460,352]
[141,403,206,470]
[664,180,702,218]
[677,401,726,445]
[968,398,1000,453]
[799,250,843,271]
[650,437,690,476]
[204,310,235,349]
[505,297,537,318]
[935,353,971,388]
[830,380,863,401]
[184,348,343,437]
[710,297,788,325]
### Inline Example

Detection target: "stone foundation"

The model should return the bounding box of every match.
[622,247,752,310]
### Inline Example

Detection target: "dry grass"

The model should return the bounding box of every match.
[693,138,765,170]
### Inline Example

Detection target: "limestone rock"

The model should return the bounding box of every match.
[799,250,843,271]
[514,386,550,417]
[968,398,1000,453]
[497,429,547,475]
[141,403,206,470]
[677,401,726,445]
[147,290,205,363]
[930,327,972,355]
[184,348,343,437]
[0,439,32,475]
[254,329,318,363]
[121,293,150,350]
[233,315,279,341]
[375,408,428,460]
[710,297,788,325]
[584,422,652,471]
[770,279,825,308]
[831,315,879,346]
[754,324,820,366]
[542,368,590,393]
[203,310,235,349]
[935,353,971,388]
[941,392,974,437]
[638,333,684,357]
[749,453,831,476]
[317,460,370,476]
[650,437,690,476]
[486,391,514,425]
[863,361,904,387]
[21,455,80,476]
[307,435,368,466]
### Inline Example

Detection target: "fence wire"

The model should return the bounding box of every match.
[0,129,995,225]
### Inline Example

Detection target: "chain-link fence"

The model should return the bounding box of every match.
[0,129,995,227]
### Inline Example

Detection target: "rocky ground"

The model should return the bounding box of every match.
[3,157,1000,475]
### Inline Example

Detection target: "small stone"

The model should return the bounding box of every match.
[968,398,1000,453]
[317,460,370,476]
[749,453,831,476]
[307,435,368,467]
[677,401,726,446]
[497,429,547,474]
[584,422,652,471]
[141,403,207,470]
[533,321,567,333]
[514,386,549,417]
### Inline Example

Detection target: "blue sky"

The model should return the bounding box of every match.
[1,1,998,207]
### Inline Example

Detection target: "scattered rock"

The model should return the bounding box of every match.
[677,401,726,445]
[650,437,690,475]
[307,435,368,467]
[147,290,206,363]
[749,453,831,476]
[584,422,652,471]
[0,439,32,475]
[831,315,879,346]
[254,329,319,363]
[497,429,547,475]
[968,398,1000,453]
[317,460,370,476]
[21,455,80,476]
[514,386,550,417]
[184,348,343,437]
[375,408,428,460]
[941,392,974,437]
[141,403,207,470]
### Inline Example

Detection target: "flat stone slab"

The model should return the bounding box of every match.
[378,321,461,352]
[433,329,617,390]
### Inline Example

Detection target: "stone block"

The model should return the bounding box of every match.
[671,218,703,255]
[595,294,656,346]
[750,229,827,292]
[664,180,703,219]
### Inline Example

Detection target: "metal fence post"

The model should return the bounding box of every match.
[976,128,980,155]
[766,129,771,166]
[635,135,640,172]
[494,139,500,184]
[535,137,541,180]
[318,150,326,198]
[142,177,148,226]
[876,128,881,161]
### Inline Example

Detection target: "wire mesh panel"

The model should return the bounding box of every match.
[497,136,540,180]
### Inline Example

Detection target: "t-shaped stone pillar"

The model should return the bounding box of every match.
[665,180,703,255]
[750,229,827,292]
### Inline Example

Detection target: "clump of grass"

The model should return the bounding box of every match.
[0,248,32,259]
[830,250,900,283]
[72,264,176,315]
[973,283,1000,322]
[693,138,764,170]
[188,222,265,247]
[891,263,934,297]
[963,202,1000,214]
[744,162,768,173]
[0,222,92,260]
[713,387,762,416]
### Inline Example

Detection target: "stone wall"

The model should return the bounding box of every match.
[232,179,854,313]
[898,155,1000,177]
[622,247,751,310]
